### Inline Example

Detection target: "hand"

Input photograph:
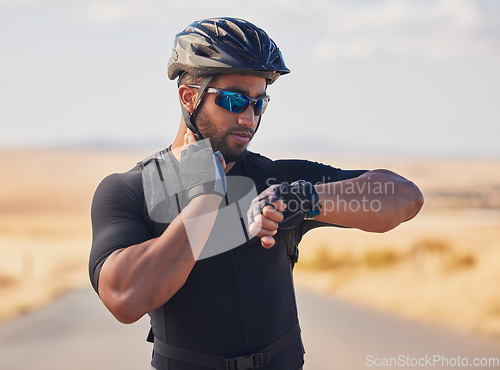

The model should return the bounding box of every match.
[247,185,287,249]
[273,181,322,229]
[183,130,227,170]
[179,131,227,199]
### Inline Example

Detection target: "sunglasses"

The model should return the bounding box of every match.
[188,85,270,116]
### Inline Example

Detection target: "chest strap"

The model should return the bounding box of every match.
[153,322,301,370]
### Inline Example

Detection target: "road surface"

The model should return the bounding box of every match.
[0,288,499,369]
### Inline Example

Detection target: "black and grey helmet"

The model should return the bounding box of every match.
[167,17,290,84]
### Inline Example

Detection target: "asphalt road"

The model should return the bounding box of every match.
[0,287,499,370]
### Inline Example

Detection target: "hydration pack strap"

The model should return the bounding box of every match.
[153,322,301,370]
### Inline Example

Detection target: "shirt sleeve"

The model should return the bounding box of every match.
[88,168,152,294]
[274,159,368,232]
[273,159,367,184]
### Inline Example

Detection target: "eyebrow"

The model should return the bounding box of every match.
[220,86,268,99]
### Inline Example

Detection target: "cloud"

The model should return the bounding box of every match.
[74,0,259,25]
[80,1,176,25]
[3,0,499,61]
[309,0,500,61]
[76,0,500,61]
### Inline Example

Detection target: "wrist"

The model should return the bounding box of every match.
[188,193,224,212]
[290,180,322,220]
[186,180,226,200]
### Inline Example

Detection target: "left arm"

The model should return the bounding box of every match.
[314,169,424,232]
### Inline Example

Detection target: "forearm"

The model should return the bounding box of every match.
[314,169,423,232]
[98,194,222,323]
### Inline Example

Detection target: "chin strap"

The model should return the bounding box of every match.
[255,115,262,134]
[180,76,213,140]
[253,80,267,134]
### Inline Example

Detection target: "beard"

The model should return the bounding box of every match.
[194,109,253,163]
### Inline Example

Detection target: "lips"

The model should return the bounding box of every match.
[229,131,253,144]
[231,131,252,138]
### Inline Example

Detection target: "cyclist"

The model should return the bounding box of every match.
[89,17,423,370]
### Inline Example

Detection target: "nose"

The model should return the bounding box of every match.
[237,104,257,129]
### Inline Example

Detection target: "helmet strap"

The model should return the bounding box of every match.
[254,80,267,134]
[255,115,262,134]
[180,75,213,140]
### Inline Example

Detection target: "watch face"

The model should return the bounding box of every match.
[304,210,321,220]
[289,180,322,221]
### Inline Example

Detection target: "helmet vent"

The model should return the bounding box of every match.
[237,53,255,63]
[247,30,261,53]
[201,21,226,37]
[223,40,243,51]
[225,21,246,43]
[192,44,220,58]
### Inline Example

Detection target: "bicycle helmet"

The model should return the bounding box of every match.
[168,17,290,84]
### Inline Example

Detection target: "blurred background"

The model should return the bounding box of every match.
[1,0,499,157]
[0,0,499,369]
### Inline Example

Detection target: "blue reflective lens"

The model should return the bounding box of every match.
[214,91,269,116]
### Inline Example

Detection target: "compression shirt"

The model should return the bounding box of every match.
[89,149,366,369]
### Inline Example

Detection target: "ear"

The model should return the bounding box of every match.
[178,85,197,114]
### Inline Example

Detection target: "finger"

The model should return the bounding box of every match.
[248,216,278,237]
[186,129,197,144]
[214,150,227,170]
[248,218,262,237]
[183,130,197,150]
[267,199,286,213]
[261,236,275,249]
[262,204,285,223]
[183,132,190,150]
[259,216,280,233]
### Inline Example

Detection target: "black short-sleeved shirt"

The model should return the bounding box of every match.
[89,149,366,370]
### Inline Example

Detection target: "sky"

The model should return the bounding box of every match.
[1,0,499,159]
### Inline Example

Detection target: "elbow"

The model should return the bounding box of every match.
[362,216,400,234]
[100,285,178,324]
[365,214,409,233]
[403,181,424,222]
[98,281,148,324]
[366,182,424,234]
[101,290,144,324]
[111,303,143,325]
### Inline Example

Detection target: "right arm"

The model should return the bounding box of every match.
[95,130,226,324]
[98,194,223,324]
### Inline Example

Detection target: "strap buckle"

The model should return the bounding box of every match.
[225,352,265,370]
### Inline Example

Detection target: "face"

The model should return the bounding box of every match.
[193,74,268,163]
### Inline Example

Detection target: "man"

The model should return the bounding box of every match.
[89,17,423,370]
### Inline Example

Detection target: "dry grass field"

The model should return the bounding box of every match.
[0,149,499,340]
[294,156,500,338]
[0,148,150,321]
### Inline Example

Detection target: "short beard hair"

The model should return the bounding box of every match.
[194,110,250,163]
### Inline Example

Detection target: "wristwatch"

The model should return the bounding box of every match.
[291,180,322,220]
